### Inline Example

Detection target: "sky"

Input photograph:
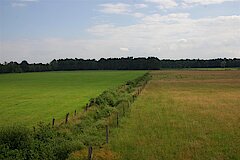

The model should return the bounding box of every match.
[0,0,240,63]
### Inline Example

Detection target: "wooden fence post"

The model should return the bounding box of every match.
[52,117,55,127]
[65,113,69,124]
[106,125,109,144]
[133,95,136,101]
[117,112,119,127]
[88,146,93,160]
[74,110,76,116]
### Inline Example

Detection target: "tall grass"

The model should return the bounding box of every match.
[110,70,240,160]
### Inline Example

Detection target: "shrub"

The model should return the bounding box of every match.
[0,125,32,159]
[0,125,31,150]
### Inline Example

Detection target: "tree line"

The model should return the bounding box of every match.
[0,57,239,73]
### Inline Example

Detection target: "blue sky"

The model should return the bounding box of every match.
[0,0,240,63]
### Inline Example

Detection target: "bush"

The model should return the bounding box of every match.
[0,125,32,159]
[0,125,31,150]
[0,124,84,160]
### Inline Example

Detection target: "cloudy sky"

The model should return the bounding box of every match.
[0,0,240,63]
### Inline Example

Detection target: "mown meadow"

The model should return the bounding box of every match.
[0,71,146,127]
[110,70,240,160]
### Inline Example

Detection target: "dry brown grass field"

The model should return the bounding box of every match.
[110,70,240,160]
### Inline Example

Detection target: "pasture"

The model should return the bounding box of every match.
[110,70,240,160]
[0,71,145,127]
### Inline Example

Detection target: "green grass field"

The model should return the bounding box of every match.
[110,70,240,160]
[0,71,145,127]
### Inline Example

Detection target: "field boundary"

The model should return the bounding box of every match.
[50,72,149,127]
[59,72,150,159]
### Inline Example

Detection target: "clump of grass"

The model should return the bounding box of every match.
[68,147,119,160]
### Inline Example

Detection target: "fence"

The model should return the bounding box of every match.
[49,73,149,159]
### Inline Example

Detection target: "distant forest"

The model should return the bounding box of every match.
[0,57,240,73]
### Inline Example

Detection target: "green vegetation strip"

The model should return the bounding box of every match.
[0,73,150,160]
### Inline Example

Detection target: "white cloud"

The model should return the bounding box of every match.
[182,0,239,6]
[11,2,27,7]
[143,13,190,23]
[145,0,178,9]
[132,12,145,18]
[99,3,130,14]
[1,14,240,63]
[134,3,148,9]
[98,3,146,18]
[11,0,39,7]
[178,39,188,43]
[120,47,129,52]
[87,14,240,59]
